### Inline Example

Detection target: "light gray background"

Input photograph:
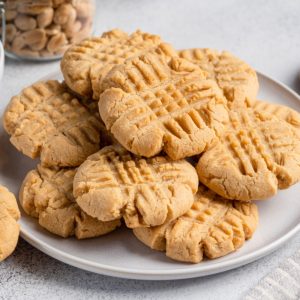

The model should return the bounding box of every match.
[0,0,300,299]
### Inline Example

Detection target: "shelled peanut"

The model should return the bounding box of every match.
[0,0,94,59]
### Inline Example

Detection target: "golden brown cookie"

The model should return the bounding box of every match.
[197,108,300,201]
[0,185,20,261]
[134,185,258,263]
[178,48,259,108]
[3,80,101,167]
[73,145,198,228]
[251,100,300,137]
[99,53,229,159]
[20,164,120,239]
[61,29,177,99]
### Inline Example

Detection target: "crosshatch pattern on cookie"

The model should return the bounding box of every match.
[178,48,259,107]
[61,29,176,99]
[73,145,198,228]
[197,108,300,201]
[251,100,300,136]
[133,186,258,263]
[20,165,120,239]
[4,80,101,167]
[100,54,229,159]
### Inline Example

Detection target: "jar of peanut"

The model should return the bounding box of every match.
[0,0,95,60]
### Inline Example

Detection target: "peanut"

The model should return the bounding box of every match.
[29,33,48,51]
[37,7,54,28]
[64,20,82,38]
[17,1,53,15]
[14,14,37,31]
[47,32,67,53]
[62,6,78,37]
[22,29,46,45]
[5,10,18,22]
[6,24,17,43]
[52,0,69,8]
[11,35,26,51]
[74,1,94,19]
[54,4,74,25]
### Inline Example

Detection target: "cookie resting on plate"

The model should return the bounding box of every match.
[251,100,300,138]
[20,164,120,239]
[3,80,101,167]
[178,48,259,108]
[61,28,177,100]
[0,185,20,261]
[100,52,229,159]
[134,185,258,263]
[73,145,198,228]
[197,108,300,201]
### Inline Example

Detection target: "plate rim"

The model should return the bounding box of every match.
[17,70,300,280]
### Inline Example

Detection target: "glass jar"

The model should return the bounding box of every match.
[0,0,95,60]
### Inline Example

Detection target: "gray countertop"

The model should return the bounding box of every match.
[0,0,300,299]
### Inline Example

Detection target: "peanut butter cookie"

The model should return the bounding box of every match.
[197,108,300,201]
[0,185,20,261]
[134,185,258,263]
[20,164,120,239]
[100,53,229,159]
[178,48,259,108]
[3,80,101,167]
[73,145,198,228]
[251,100,300,137]
[61,29,176,99]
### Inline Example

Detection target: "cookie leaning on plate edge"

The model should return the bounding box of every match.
[134,184,258,263]
[3,80,102,167]
[19,164,120,239]
[0,185,20,261]
[197,106,300,201]
[251,100,300,138]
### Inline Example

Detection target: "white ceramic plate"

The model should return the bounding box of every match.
[0,71,299,280]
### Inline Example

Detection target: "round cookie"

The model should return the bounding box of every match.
[100,53,229,159]
[133,185,258,263]
[20,164,120,239]
[197,108,300,201]
[0,185,20,261]
[251,100,300,138]
[61,29,177,100]
[178,48,259,108]
[73,145,199,228]
[3,80,101,167]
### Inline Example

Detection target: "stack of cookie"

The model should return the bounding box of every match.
[3,29,300,263]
